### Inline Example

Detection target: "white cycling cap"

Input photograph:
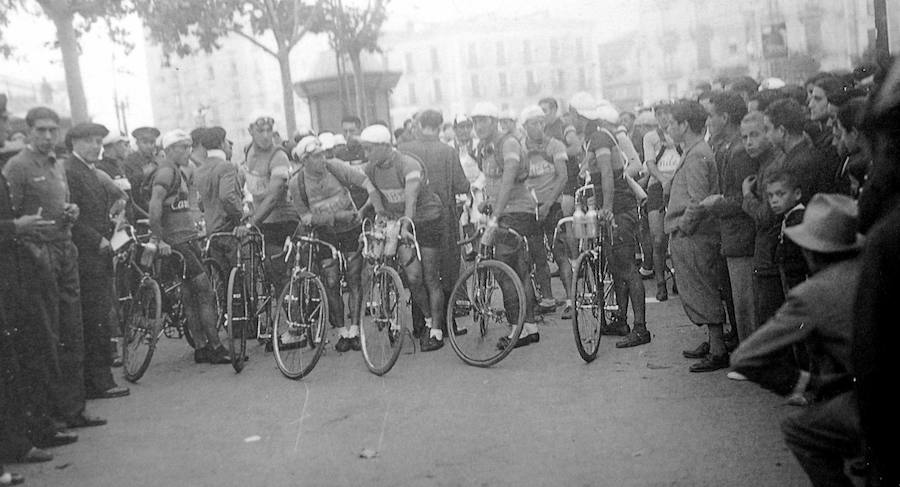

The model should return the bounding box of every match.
[359,124,392,144]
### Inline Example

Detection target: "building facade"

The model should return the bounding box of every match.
[602,0,892,106]
[381,12,602,126]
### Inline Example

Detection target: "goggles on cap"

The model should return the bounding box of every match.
[250,117,275,129]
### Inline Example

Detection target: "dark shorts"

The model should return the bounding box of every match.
[646,183,668,213]
[162,239,206,281]
[611,209,639,252]
[498,212,540,253]
[317,226,362,260]
[412,216,446,249]
[261,221,298,251]
[539,203,564,237]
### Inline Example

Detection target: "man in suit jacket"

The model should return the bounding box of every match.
[65,123,129,399]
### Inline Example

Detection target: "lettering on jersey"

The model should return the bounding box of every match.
[528,158,555,178]
[381,188,406,204]
[310,191,353,214]
[169,198,191,212]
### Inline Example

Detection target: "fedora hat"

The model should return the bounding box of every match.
[784,193,865,253]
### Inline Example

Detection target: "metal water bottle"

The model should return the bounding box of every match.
[573,205,586,239]
[383,220,401,257]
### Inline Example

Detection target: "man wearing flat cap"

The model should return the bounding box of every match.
[3,108,108,428]
[124,126,162,215]
[731,193,865,487]
[65,123,130,401]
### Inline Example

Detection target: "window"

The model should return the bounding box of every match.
[408,83,417,104]
[430,47,440,71]
[497,41,506,66]
[523,40,532,64]
[804,17,823,54]
[433,79,442,102]
[471,74,481,97]
[550,38,560,62]
[554,69,565,90]
[697,35,712,69]
[499,72,508,96]
[405,52,414,73]
[468,43,478,68]
[575,37,584,61]
[578,67,587,89]
[526,70,538,95]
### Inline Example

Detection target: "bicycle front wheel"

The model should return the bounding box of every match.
[204,259,228,342]
[226,267,249,373]
[272,273,328,380]
[359,266,405,376]
[123,279,162,383]
[446,259,525,367]
[572,251,603,363]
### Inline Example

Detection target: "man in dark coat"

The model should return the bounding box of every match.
[65,122,130,399]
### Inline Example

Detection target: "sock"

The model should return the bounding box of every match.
[430,328,443,340]
[523,322,539,335]
[424,317,433,329]
[564,299,572,306]
[337,327,351,339]
[633,322,647,333]
[347,325,360,338]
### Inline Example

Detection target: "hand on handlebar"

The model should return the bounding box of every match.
[156,240,172,256]
[233,224,251,238]
[598,208,615,225]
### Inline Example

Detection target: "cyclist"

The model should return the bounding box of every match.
[471,102,540,349]
[148,130,231,364]
[288,135,382,353]
[243,115,298,298]
[569,93,650,348]
[520,105,572,316]
[358,124,447,352]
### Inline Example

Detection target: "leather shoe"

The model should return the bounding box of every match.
[0,471,25,485]
[419,335,444,352]
[64,413,107,428]
[496,332,540,350]
[34,432,78,448]
[682,342,710,359]
[86,386,130,399]
[599,320,630,336]
[17,447,53,463]
[615,329,651,348]
[689,353,730,373]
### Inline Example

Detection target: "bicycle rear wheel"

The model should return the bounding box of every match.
[571,251,603,363]
[226,267,249,373]
[251,258,274,343]
[123,279,162,383]
[272,272,328,379]
[359,266,405,376]
[446,259,525,367]
[204,259,228,342]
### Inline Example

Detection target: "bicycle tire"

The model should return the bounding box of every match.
[226,267,249,373]
[571,251,603,363]
[203,259,227,340]
[446,259,525,367]
[123,278,162,383]
[251,257,274,343]
[359,266,405,376]
[272,273,328,380]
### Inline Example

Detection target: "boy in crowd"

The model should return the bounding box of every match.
[765,171,809,294]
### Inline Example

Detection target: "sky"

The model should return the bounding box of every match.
[0,0,637,130]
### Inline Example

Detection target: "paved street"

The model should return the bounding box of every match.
[16,281,807,487]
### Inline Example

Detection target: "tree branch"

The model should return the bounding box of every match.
[230,27,277,57]
[262,0,284,49]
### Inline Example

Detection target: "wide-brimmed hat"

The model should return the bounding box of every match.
[784,193,865,253]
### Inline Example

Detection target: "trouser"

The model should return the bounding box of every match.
[414,207,461,334]
[717,254,737,333]
[725,257,757,341]
[496,213,537,325]
[261,221,297,295]
[753,271,784,328]
[79,250,117,394]
[25,240,85,420]
[781,391,862,487]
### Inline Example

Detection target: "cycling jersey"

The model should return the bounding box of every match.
[479,134,534,215]
[242,144,297,223]
[290,160,368,234]
[524,137,567,204]
[366,150,442,223]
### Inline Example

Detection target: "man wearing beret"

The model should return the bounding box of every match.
[123,126,161,216]
[65,122,130,400]
[2,107,107,428]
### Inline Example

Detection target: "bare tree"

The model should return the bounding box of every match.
[134,0,323,135]
[0,0,130,122]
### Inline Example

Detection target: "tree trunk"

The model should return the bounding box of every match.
[276,49,297,137]
[350,52,366,125]
[52,10,88,123]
